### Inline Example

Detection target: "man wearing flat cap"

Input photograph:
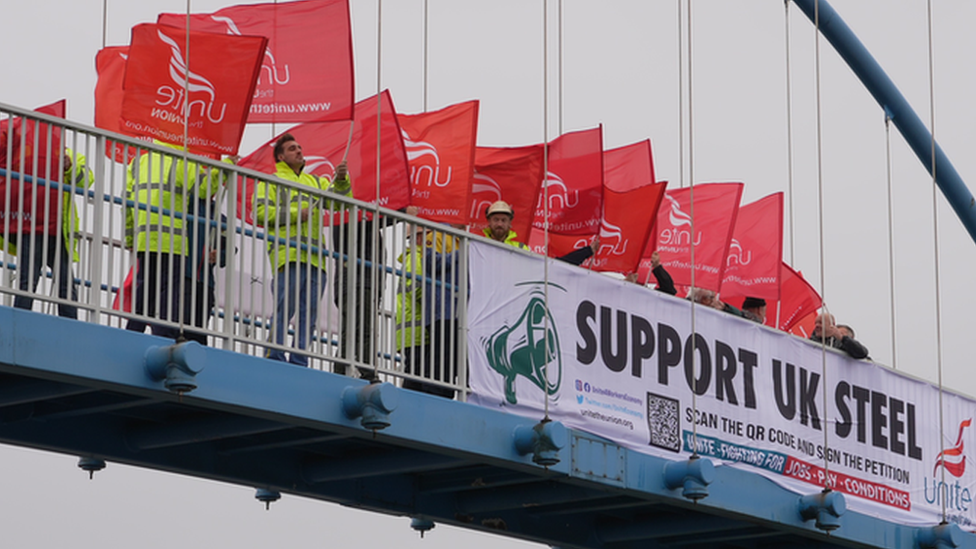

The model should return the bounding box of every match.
[741,297,766,324]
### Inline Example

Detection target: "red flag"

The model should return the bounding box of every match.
[526,230,593,258]
[113,265,136,313]
[94,46,127,136]
[238,90,410,222]
[158,0,353,123]
[121,23,267,156]
[0,100,66,234]
[639,183,743,291]
[785,311,818,338]
[470,145,544,240]
[590,141,666,273]
[533,127,603,236]
[767,263,822,332]
[94,46,145,162]
[719,192,783,300]
[398,100,479,225]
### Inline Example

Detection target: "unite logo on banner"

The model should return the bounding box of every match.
[925,418,973,526]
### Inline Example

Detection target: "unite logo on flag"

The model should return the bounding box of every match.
[404,130,452,192]
[122,23,266,156]
[597,219,628,257]
[470,172,502,220]
[535,172,582,228]
[303,155,336,177]
[727,238,752,266]
[659,194,702,249]
[154,30,227,125]
[210,15,290,89]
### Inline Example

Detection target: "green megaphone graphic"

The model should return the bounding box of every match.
[483,289,562,405]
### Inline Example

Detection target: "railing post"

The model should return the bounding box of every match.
[457,229,469,402]
[344,205,359,374]
[90,134,107,324]
[222,171,239,351]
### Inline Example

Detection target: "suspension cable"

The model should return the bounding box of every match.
[423,0,429,112]
[884,114,898,370]
[784,0,796,266]
[925,0,947,524]
[372,0,384,378]
[538,0,552,421]
[813,0,831,491]
[101,0,108,49]
[558,0,564,137]
[176,0,193,339]
[677,1,685,190]
[272,0,279,137]
[684,0,699,457]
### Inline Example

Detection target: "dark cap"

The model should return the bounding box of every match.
[742,297,766,309]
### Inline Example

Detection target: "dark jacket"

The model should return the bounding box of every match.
[652,264,677,295]
[808,334,870,360]
[557,245,594,266]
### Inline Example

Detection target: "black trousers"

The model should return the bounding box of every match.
[126,252,207,344]
[14,233,78,319]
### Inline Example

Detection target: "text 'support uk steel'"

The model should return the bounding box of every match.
[468,241,972,528]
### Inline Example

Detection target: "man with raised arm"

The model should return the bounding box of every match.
[809,312,870,360]
[482,200,598,266]
[253,133,350,366]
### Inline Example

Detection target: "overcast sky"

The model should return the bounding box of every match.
[2,1,976,547]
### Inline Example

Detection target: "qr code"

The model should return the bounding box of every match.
[647,392,680,452]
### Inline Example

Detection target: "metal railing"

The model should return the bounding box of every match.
[0,101,478,400]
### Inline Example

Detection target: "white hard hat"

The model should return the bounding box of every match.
[485,200,515,218]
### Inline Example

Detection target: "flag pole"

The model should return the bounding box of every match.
[341,120,355,163]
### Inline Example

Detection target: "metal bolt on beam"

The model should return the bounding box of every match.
[410,518,435,538]
[341,380,398,431]
[917,522,963,549]
[663,456,715,502]
[513,419,567,467]
[798,489,846,532]
[255,488,281,510]
[145,341,206,396]
[77,456,106,480]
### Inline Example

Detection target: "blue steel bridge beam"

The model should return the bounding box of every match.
[0,309,958,549]
[791,0,976,245]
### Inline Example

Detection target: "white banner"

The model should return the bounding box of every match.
[468,241,975,529]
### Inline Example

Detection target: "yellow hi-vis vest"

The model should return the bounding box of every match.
[125,143,219,256]
[394,247,427,351]
[253,161,351,271]
[0,148,94,261]
[482,227,529,250]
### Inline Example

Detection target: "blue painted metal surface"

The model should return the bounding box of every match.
[0,307,969,548]
[792,0,976,245]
